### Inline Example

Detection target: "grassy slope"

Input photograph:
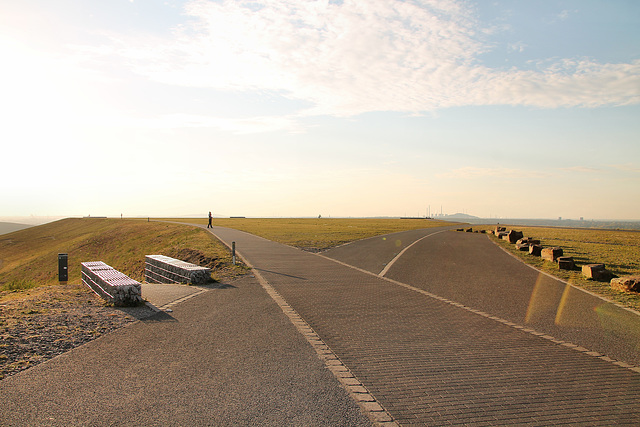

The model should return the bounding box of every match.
[171,217,456,250]
[471,225,640,311]
[0,218,246,296]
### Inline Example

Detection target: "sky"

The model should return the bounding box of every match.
[1,0,639,222]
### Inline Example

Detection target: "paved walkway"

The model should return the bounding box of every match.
[210,225,640,426]
[0,276,369,426]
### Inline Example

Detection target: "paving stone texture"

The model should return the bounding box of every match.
[212,226,640,426]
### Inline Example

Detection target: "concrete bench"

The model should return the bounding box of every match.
[81,261,142,306]
[145,255,211,285]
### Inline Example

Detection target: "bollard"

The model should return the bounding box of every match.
[58,253,68,282]
[232,242,236,265]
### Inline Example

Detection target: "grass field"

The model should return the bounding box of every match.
[0,218,246,298]
[169,217,455,250]
[470,225,640,311]
[3,217,638,312]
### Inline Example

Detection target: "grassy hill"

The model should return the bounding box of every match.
[0,222,31,236]
[0,218,246,295]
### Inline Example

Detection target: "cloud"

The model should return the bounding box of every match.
[138,113,303,134]
[507,41,526,53]
[609,164,640,174]
[77,0,640,118]
[560,166,601,173]
[438,167,548,179]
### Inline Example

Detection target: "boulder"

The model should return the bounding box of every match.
[557,256,575,270]
[498,231,509,239]
[610,276,640,293]
[515,242,530,251]
[507,230,524,243]
[517,237,541,245]
[529,244,543,256]
[495,226,506,234]
[541,247,563,262]
[466,228,473,232]
[582,264,613,281]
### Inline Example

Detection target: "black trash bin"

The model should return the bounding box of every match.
[58,253,68,282]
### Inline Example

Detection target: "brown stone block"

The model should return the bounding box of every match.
[529,244,543,256]
[582,264,613,281]
[541,247,563,262]
[611,276,640,293]
[557,256,575,270]
[517,237,541,245]
[507,230,524,243]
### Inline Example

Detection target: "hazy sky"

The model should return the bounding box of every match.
[1,0,639,220]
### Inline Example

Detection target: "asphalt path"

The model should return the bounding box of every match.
[0,275,369,426]
[209,225,640,425]
[325,229,640,366]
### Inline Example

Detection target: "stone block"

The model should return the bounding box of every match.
[507,230,524,243]
[466,228,473,232]
[610,276,640,293]
[517,237,541,245]
[529,244,543,256]
[495,226,506,234]
[145,255,211,285]
[515,242,530,251]
[582,264,613,281]
[541,247,563,262]
[81,261,142,307]
[557,256,575,270]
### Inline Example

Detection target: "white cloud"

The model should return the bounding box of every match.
[609,164,640,174]
[74,0,640,118]
[153,113,304,133]
[560,166,601,173]
[438,167,549,179]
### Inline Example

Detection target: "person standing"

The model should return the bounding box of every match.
[207,211,213,228]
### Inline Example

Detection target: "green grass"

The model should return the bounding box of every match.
[471,225,640,312]
[0,218,247,297]
[166,217,456,250]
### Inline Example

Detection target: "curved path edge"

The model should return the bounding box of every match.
[485,233,640,318]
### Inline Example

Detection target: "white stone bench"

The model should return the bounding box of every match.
[145,255,211,285]
[81,261,143,306]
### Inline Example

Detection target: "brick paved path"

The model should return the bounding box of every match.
[211,226,640,426]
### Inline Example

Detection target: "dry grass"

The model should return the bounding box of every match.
[167,217,456,250]
[472,225,640,312]
[0,218,247,300]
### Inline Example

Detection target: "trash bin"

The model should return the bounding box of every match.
[58,253,68,282]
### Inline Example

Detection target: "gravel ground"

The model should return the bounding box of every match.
[0,284,156,380]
